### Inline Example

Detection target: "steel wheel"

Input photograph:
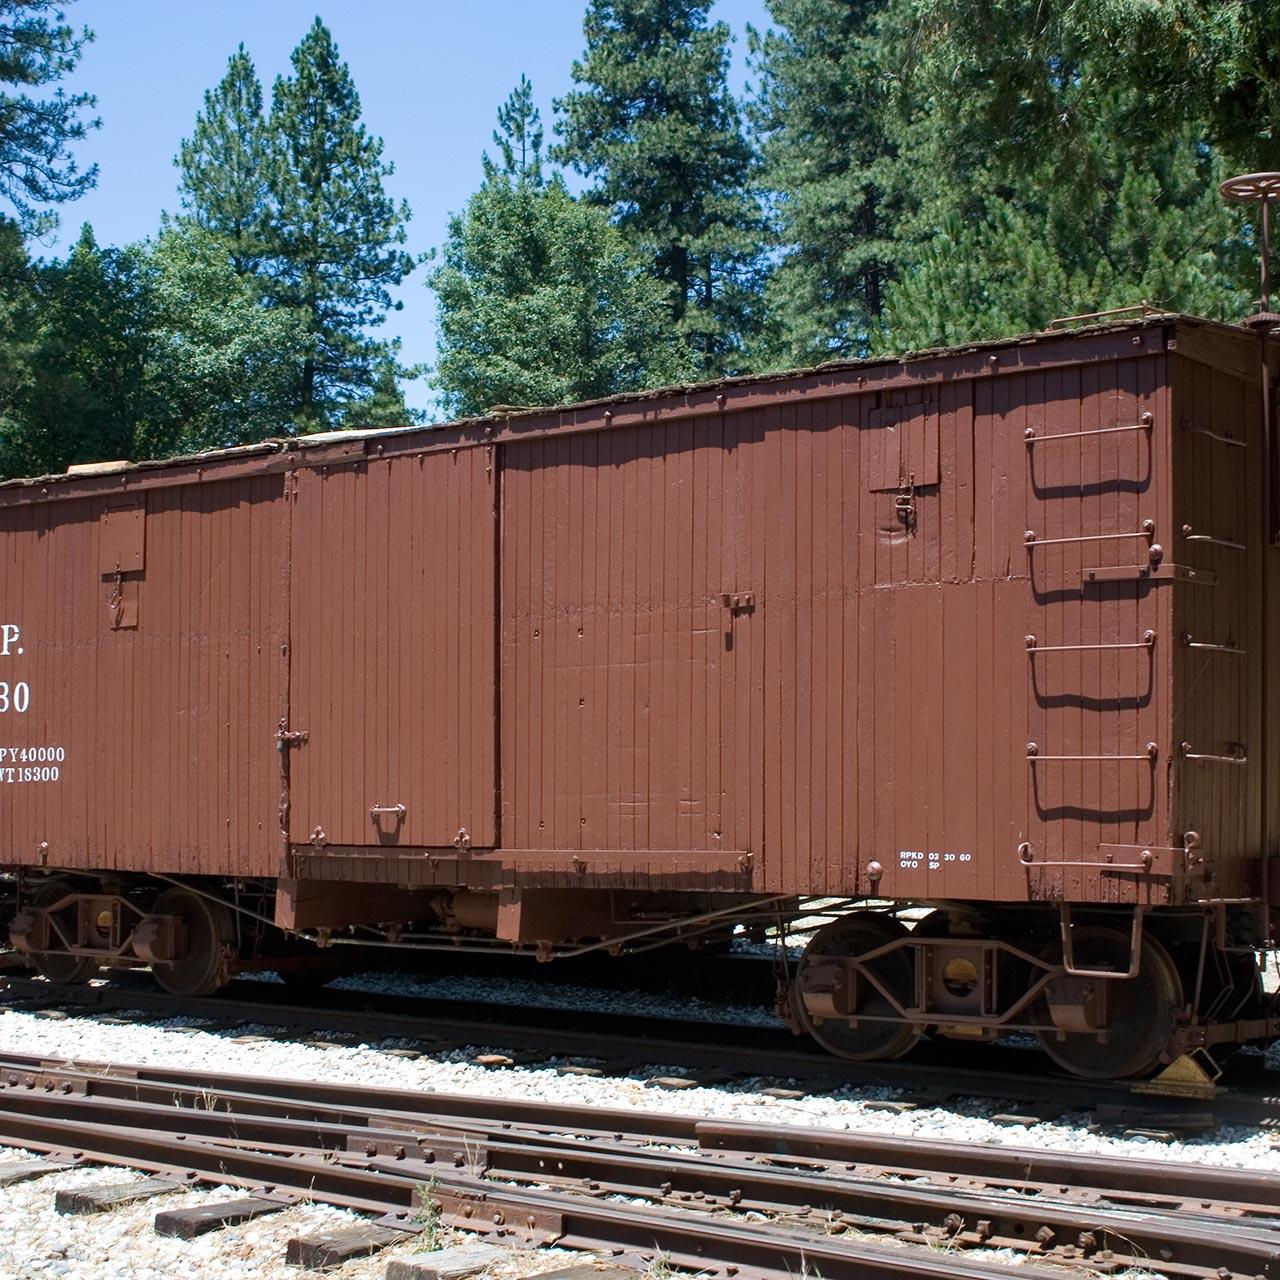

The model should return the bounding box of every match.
[29,879,98,985]
[1035,926,1183,1079]
[150,888,234,997]
[793,913,921,1061]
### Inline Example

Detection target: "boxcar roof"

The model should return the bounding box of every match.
[0,311,1260,507]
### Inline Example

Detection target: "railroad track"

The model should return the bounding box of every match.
[2,967,1278,1136]
[0,1053,1275,1279]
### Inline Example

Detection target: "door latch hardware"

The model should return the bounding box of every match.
[369,803,407,822]
[894,479,916,529]
[719,591,755,615]
[275,724,309,751]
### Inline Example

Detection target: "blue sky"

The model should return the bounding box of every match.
[53,1,773,415]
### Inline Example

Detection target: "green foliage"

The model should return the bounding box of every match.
[135,223,308,456]
[174,22,416,432]
[485,74,544,184]
[430,164,689,418]
[0,218,39,476]
[555,0,764,375]
[176,45,269,276]
[264,18,415,427]
[20,224,150,473]
[339,354,413,429]
[901,0,1280,176]
[748,0,893,365]
[876,118,1253,352]
[748,0,1260,359]
[0,1,98,232]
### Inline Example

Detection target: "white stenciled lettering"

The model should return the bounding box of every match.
[0,746,64,781]
[0,682,29,714]
[0,624,18,656]
[899,848,974,871]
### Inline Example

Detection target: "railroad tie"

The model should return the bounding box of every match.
[383,1241,511,1280]
[285,1222,415,1270]
[154,1195,291,1239]
[0,1160,72,1186]
[55,1177,184,1215]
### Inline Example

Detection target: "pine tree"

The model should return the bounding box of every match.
[0,1,98,232]
[555,0,763,376]
[901,0,1280,176]
[339,355,413,429]
[871,24,1257,351]
[485,74,543,183]
[749,0,894,365]
[176,45,270,276]
[432,83,689,419]
[264,19,414,428]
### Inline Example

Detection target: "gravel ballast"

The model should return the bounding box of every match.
[0,1001,1275,1171]
[0,961,1276,1278]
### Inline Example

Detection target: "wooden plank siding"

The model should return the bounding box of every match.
[0,316,1273,911]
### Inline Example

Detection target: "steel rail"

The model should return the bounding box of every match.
[3,1075,1277,1267]
[0,1060,1278,1277]
[3,1057,1275,1214]
[0,1092,1063,1280]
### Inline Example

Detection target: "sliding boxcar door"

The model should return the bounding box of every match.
[287,448,498,851]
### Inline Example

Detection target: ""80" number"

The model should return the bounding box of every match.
[0,682,29,713]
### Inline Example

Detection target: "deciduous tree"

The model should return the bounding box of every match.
[433,80,687,418]
[136,223,307,456]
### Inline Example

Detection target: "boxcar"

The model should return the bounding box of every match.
[2,312,1278,1077]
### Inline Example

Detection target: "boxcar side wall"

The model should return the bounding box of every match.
[2,318,1272,917]
[495,338,1177,904]
[0,476,287,877]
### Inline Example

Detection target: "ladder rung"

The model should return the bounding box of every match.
[1025,521,1155,549]
[1027,742,1158,763]
[1025,413,1153,445]
[1025,631,1155,653]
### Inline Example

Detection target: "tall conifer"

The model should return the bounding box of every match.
[486,74,543,183]
[176,45,269,276]
[264,19,413,426]
[555,0,763,376]
[749,0,892,363]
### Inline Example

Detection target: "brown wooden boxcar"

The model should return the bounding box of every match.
[2,313,1278,1076]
